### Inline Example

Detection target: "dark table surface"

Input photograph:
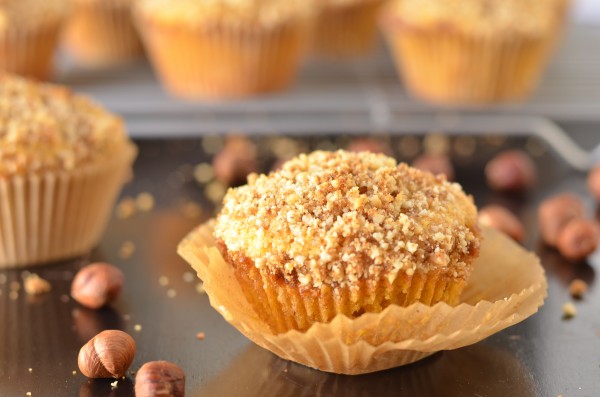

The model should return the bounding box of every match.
[1,132,599,397]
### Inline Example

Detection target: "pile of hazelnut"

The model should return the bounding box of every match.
[72,263,185,397]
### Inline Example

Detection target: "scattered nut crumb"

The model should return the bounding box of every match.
[194,163,215,184]
[28,368,32,373]
[196,283,206,295]
[72,370,77,375]
[119,241,136,259]
[136,192,155,212]
[562,302,577,319]
[23,274,51,295]
[167,289,176,298]
[182,272,195,283]
[26,393,31,396]
[134,324,142,332]
[111,380,118,389]
[196,332,205,340]
[158,276,169,287]
[569,279,588,299]
[116,197,137,219]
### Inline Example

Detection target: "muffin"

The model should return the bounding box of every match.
[313,0,384,57]
[134,0,315,99]
[63,0,143,67]
[380,0,570,104]
[214,150,481,333]
[0,75,137,268]
[0,0,69,80]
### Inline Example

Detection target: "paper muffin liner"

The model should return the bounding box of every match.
[313,0,383,57]
[380,9,567,104]
[178,221,547,375]
[0,21,63,80]
[64,0,144,67]
[0,143,137,269]
[136,15,311,99]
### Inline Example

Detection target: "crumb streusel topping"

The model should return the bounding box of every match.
[387,0,568,36]
[215,150,480,290]
[136,0,316,28]
[0,0,69,30]
[0,75,129,177]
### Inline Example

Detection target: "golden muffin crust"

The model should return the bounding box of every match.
[215,150,480,291]
[0,0,69,30]
[135,0,315,28]
[0,75,129,177]
[386,0,568,36]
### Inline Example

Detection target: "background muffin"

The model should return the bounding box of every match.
[380,0,570,104]
[313,0,384,57]
[0,0,69,80]
[134,0,315,99]
[0,75,136,268]
[214,150,481,333]
[63,0,143,67]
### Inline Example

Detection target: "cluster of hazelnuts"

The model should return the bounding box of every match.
[71,263,185,397]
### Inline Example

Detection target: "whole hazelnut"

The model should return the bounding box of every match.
[556,219,600,261]
[212,135,258,186]
[135,361,185,397]
[71,263,124,309]
[538,193,585,246]
[485,150,536,192]
[587,165,600,200]
[346,138,392,156]
[478,205,525,242]
[78,330,136,379]
[412,153,455,181]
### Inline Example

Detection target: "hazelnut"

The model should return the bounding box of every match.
[135,361,185,397]
[78,330,136,379]
[23,274,51,295]
[212,135,258,186]
[411,153,455,181]
[478,205,525,242]
[569,279,588,299]
[587,165,600,200]
[556,219,600,261]
[538,193,585,246]
[485,150,536,192]
[346,138,392,156]
[71,263,124,309]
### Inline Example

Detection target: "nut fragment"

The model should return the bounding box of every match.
[569,279,588,299]
[212,135,258,186]
[411,153,454,181]
[485,150,536,192]
[71,263,124,309]
[23,274,51,295]
[538,193,585,246]
[556,219,600,261]
[587,165,600,200]
[562,302,577,319]
[78,330,136,379]
[135,361,185,397]
[478,205,525,242]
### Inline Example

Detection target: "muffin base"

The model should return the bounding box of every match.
[313,0,383,57]
[0,22,63,80]
[137,17,311,99]
[64,0,144,67]
[219,241,467,334]
[0,143,137,269]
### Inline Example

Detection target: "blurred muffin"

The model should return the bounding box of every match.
[134,0,315,99]
[380,0,570,104]
[0,75,136,268]
[0,0,69,79]
[313,0,383,57]
[214,150,481,333]
[63,0,143,67]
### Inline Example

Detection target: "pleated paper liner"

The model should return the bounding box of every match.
[178,222,547,375]
[0,20,64,80]
[0,142,137,269]
[64,0,144,67]
[135,14,312,99]
[312,0,383,57]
